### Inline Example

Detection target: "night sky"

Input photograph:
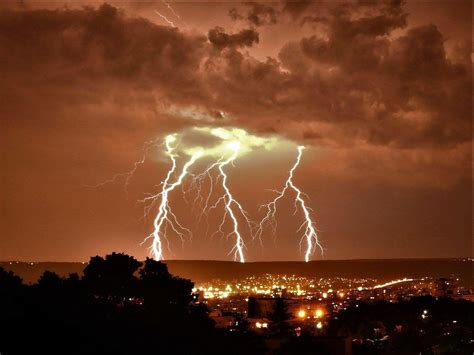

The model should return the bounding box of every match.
[1,0,472,261]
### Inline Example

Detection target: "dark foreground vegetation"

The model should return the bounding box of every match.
[0,253,265,354]
[0,252,472,355]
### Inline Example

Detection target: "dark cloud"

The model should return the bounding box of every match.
[287,3,469,149]
[208,27,259,50]
[229,2,277,26]
[0,2,471,261]
[300,0,406,70]
[282,0,312,20]
[1,2,469,150]
[300,15,328,27]
[0,4,208,109]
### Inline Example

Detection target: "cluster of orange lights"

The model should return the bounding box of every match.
[297,308,324,319]
[255,322,268,329]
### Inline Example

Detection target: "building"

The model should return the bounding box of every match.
[209,310,237,328]
[433,278,457,297]
[248,297,279,318]
[248,296,328,320]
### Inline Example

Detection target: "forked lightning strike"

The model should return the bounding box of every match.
[89,127,322,262]
[256,146,323,262]
[211,142,250,263]
[142,137,251,262]
[84,139,160,194]
[182,160,222,220]
[142,135,202,260]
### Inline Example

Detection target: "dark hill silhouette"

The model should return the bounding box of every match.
[1,258,472,286]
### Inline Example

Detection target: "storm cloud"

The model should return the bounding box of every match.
[0,1,471,261]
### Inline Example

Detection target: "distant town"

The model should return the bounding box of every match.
[1,258,473,354]
[197,273,474,328]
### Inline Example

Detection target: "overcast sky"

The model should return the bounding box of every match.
[1,0,472,261]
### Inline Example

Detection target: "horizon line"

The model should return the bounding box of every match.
[1,257,472,264]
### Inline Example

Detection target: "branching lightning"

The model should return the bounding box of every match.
[141,135,252,262]
[88,126,322,263]
[256,146,323,262]
[183,160,222,222]
[162,0,181,19]
[142,135,202,260]
[84,139,160,194]
[160,0,188,27]
[182,141,252,263]
[209,142,251,263]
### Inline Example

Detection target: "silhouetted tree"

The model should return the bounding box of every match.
[140,258,193,318]
[83,252,141,303]
[0,267,23,289]
[37,270,62,288]
[63,272,81,290]
[0,267,25,322]
[269,297,291,334]
[278,334,329,355]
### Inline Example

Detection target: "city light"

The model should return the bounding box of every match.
[196,274,436,301]
[298,309,306,319]
[373,278,414,289]
[315,309,324,318]
[316,321,323,329]
[421,309,429,319]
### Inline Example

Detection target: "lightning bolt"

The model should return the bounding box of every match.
[141,135,202,260]
[88,127,314,263]
[184,160,222,222]
[256,146,323,262]
[210,142,248,262]
[154,10,176,27]
[162,0,181,19]
[84,139,160,194]
[180,142,253,263]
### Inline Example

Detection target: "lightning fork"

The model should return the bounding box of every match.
[256,146,323,262]
[84,139,160,194]
[208,142,253,263]
[142,135,202,260]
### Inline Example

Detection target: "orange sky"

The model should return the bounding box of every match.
[0,0,472,261]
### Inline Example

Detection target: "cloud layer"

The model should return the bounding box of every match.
[0,1,471,261]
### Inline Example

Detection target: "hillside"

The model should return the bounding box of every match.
[1,258,472,286]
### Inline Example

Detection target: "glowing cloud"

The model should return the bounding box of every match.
[181,127,278,158]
